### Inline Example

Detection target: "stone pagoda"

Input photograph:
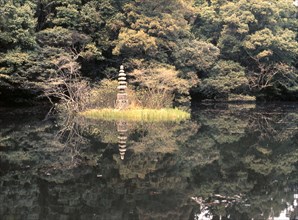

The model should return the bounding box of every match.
[115,65,129,109]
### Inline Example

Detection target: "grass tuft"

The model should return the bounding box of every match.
[80,108,190,122]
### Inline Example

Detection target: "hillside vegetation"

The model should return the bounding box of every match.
[0,0,297,105]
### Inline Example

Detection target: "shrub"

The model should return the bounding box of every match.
[43,55,91,112]
[89,79,118,109]
[129,62,191,107]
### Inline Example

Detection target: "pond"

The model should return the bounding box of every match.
[0,103,297,220]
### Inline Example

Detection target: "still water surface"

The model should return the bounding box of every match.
[0,103,297,220]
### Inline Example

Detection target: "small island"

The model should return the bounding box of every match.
[80,65,190,122]
[81,108,190,122]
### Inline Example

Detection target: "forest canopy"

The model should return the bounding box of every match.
[0,0,297,105]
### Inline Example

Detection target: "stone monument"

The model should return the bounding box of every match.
[115,65,129,109]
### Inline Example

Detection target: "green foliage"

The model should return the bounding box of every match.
[243,28,298,64]
[52,4,80,28]
[0,0,297,105]
[129,13,190,41]
[0,1,37,50]
[173,39,220,73]
[80,2,105,34]
[113,28,158,56]
[198,60,249,99]
[36,26,89,47]
[192,0,298,100]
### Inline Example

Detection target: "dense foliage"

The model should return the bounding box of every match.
[0,0,297,105]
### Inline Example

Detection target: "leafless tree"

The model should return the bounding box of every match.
[43,54,91,112]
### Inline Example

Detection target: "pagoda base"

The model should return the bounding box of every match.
[116,93,129,109]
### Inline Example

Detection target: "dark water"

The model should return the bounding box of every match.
[0,103,297,220]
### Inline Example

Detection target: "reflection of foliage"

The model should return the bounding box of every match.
[0,109,102,183]
[1,104,298,219]
[129,121,199,153]
[188,104,298,219]
[195,107,249,144]
[248,109,298,142]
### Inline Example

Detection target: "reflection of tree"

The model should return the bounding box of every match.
[248,108,298,142]
[0,108,62,174]
[86,119,199,180]
[129,121,200,153]
[0,104,298,220]
[82,106,297,220]
[194,107,249,144]
[0,109,103,182]
[189,104,298,220]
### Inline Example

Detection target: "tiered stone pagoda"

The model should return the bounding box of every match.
[115,65,129,109]
[115,65,129,159]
